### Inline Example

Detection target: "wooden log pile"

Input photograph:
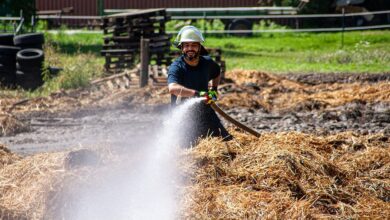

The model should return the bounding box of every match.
[101,9,172,73]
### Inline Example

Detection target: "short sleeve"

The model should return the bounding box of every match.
[167,63,181,85]
[209,60,221,80]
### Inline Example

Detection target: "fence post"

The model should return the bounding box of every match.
[31,15,35,32]
[341,7,345,49]
[140,37,150,88]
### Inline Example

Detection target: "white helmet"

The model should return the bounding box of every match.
[174,26,204,47]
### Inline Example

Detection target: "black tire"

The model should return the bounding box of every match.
[49,67,63,76]
[0,46,18,68]
[18,43,43,50]
[0,45,20,55]
[16,69,43,79]
[228,19,253,37]
[355,16,366,27]
[16,62,42,73]
[15,70,43,90]
[0,56,17,68]
[0,64,16,72]
[14,33,45,46]
[16,49,45,67]
[0,34,15,46]
[0,68,16,85]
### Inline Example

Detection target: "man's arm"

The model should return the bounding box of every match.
[210,74,221,90]
[168,83,197,97]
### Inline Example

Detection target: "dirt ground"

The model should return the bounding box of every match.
[219,71,390,135]
[0,70,389,219]
[1,71,389,154]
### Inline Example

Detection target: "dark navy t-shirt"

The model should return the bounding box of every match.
[168,55,220,104]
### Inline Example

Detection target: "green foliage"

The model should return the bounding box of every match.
[35,20,49,32]
[305,41,390,65]
[0,0,35,26]
[281,0,301,7]
[27,39,104,97]
[45,31,102,55]
[166,19,225,33]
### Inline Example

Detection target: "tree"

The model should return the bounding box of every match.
[0,0,35,22]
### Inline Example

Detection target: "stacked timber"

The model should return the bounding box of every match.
[101,9,172,73]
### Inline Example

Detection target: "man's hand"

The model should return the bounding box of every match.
[197,90,218,104]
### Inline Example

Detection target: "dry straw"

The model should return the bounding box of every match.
[0,130,388,219]
[0,112,28,137]
[0,146,120,219]
[0,70,389,219]
[220,70,390,112]
[179,130,389,219]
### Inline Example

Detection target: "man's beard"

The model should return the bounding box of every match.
[183,50,199,61]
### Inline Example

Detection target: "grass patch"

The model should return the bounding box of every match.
[2,30,389,98]
[45,29,103,55]
[30,43,105,97]
[203,31,390,73]
[42,29,390,74]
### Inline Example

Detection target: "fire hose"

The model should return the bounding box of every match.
[199,90,260,138]
[210,102,261,138]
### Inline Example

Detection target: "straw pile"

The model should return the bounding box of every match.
[220,70,390,111]
[2,70,388,115]
[0,150,70,219]
[0,111,28,137]
[0,144,21,169]
[0,146,112,219]
[0,130,388,219]
[179,130,390,219]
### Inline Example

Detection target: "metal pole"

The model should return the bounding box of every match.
[341,7,345,49]
[203,11,206,34]
[140,37,150,88]
[31,15,35,32]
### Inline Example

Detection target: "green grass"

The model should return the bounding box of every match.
[2,30,389,98]
[19,32,105,98]
[45,30,103,55]
[203,31,390,73]
[42,29,390,74]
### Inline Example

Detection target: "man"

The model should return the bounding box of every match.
[167,26,232,147]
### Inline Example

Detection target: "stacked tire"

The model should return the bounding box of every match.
[0,34,19,86]
[14,33,45,90]
[14,33,45,50]
[16,49,45,90]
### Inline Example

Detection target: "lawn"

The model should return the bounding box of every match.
[204,31,390,73]
[2,30,388,97]
[45,29,390,74]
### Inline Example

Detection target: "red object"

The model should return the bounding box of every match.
[36,0,259,16]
